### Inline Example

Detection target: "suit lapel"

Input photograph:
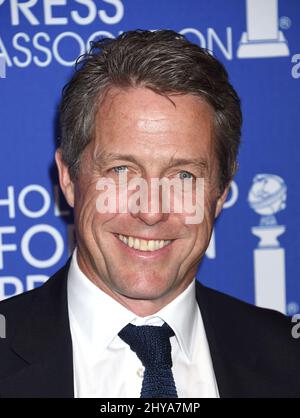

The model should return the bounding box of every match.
[0,261,74,398]
[195,281,258,398]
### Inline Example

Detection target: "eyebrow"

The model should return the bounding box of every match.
[93,151,208,171]
[168,156,208,171]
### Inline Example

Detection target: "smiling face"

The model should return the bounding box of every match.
[56,86,229,316]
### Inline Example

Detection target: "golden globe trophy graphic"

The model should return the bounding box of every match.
[248,174,287,313]
[237,0,289,58]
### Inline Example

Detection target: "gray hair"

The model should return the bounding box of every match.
[59,29,242,192]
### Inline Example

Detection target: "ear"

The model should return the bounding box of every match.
[55,149,75,208]
[214,183,230,219]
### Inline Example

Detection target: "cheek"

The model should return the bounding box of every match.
[177,189,216,231]
[73,182,108,231]
[193,218,211,242]
[185,200,216,247]
[75,204,117,235]
[74,189,94,223]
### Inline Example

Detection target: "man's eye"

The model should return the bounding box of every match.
[111,166,128,174]
[178,171,195,180]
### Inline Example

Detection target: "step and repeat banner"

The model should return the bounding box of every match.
[0,0,299,314]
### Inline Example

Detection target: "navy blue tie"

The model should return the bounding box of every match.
[118,322,178,398]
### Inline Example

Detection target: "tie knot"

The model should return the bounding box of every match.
[118,322,175,369]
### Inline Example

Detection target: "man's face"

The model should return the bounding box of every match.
[56,86,228,315]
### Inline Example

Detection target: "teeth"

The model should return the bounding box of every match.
[117,234,171,252]
[140,240,148,251]
[134,238,140,250]
[148,240,155,251]
[128,236,134,248]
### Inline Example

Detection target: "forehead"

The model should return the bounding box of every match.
[93,86,214,160]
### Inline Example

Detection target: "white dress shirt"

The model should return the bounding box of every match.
[67,249,219,398]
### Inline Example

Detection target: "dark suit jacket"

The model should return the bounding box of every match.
[0,260,299,398]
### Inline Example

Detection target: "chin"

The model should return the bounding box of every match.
[116,275,172,299]
[121,288,170,302]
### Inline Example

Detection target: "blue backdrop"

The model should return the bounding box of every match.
[0,0,299,315]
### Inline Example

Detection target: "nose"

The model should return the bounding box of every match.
[132,209,169,226]
[129,177,170,226]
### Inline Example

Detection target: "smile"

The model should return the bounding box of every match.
[116,234,172,252]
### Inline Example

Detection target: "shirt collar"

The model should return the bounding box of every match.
[67,248,198,361]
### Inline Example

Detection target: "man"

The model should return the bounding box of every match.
[0,29,299,398]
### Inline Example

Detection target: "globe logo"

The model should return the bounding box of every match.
[248,174,287,225]
[248,173,287,314]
